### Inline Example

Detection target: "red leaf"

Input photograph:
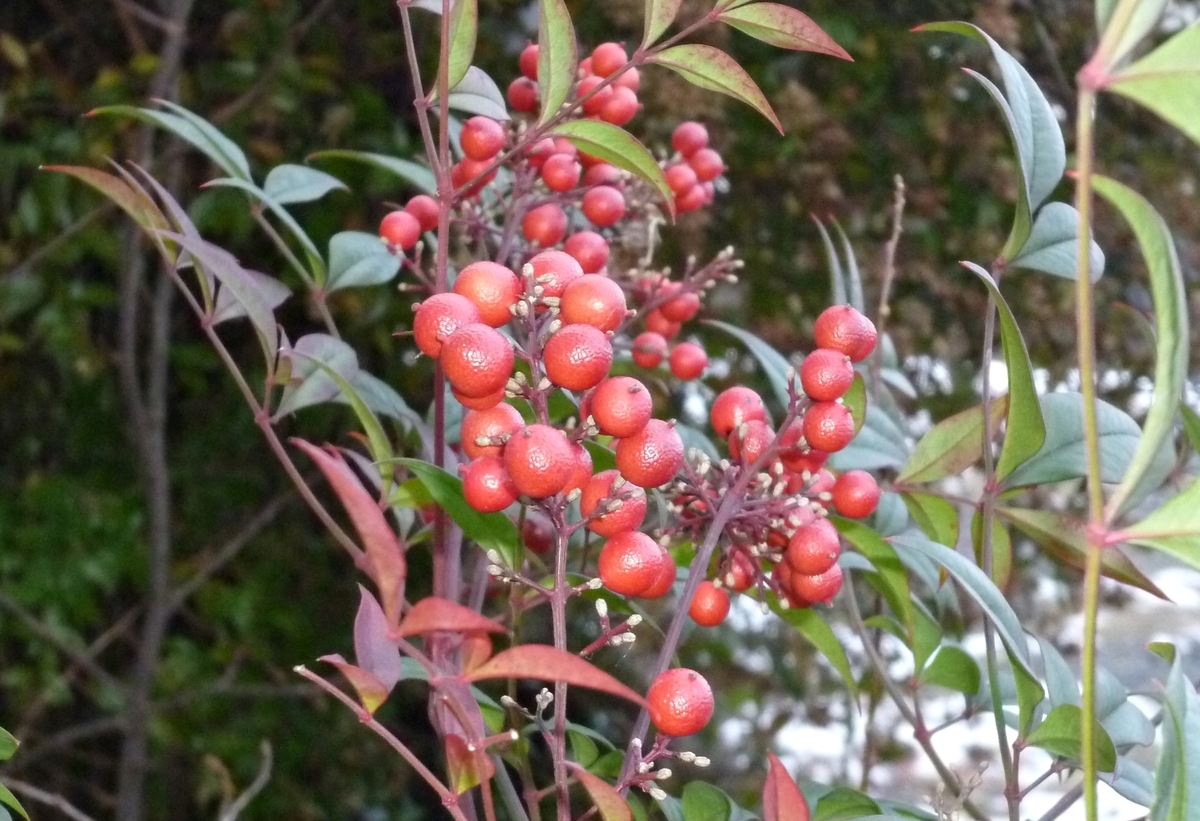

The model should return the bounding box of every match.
[445,734,496,795]
[353,586,403,690]
[763,752,809,821]
[293,439,407,629]
[394,596,507,639]
[319,654,391,714]
[718,3,851,60]
[461,633,493,674]
[568,763,633,821]
[464,645,646,707]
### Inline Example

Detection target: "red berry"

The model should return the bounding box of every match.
[578,75,614,116]
[380,210,421,250]
[508,77,538,113]
[523,203,568,247]
[590,376,652,438]
[552,137,578,157]
[814,304,878,363]
[832,470,881,519]
[803,402,855,453]
[461,116,506,161]
[598,530,665,595]
[405,195,440,232]
[451,157,496,194]
[461,456,518,512]
[809,468,836,498]
[647,668,713,737]
[454,386,505,411]
[527,249,584,300]
[519,42,539,80]
[591,42,628,78]
[582,186,626,227]
[560,274,627,331]
[580,469,647,536]
[454,261,522,328]
[790,563,844,605]
[462,402,524,459]
[644,309,681,339]
[616,418,684,488]
[669,342,708,381]
[675,184,707,213]
[564,231,610,273]
[665,163,698,195]
[671,121,709,157]
[504,424,575,499]
[660,290,701,323]
[564,442,594,495]
[724,550,757,592]
[800,348,855,402]
[578,56,594,76]
[785,518,841,575]
[728,419,774,464]
[710,386,767,438]
[541,153,582,192]
[632,331,668,368]
[641,548,676,598]
[543,324,614,391]
[600,86,639,126]
[688,148,725,182]
[583,163,622,186]
[441,323,515,398]
[526,137,557,170]
[522,508,554,554]
[689,581,731,627]
[614,67,640,91]
[413,293,483,359]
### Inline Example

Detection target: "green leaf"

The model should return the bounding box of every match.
[961,262,1045,481]
[1108,22,1200,149]
[263,163,347,204]
[1014,659,1047,736]
[446,66,511,122]
[443,0,477,89]
[1092,175,1189,517]
[718,3,850,59]
[842,372,866,437]
[1009,201,1106,280]
[650,45,782,133]
[681,781,731,821]
[831,220,864,314]
[1095,0,1168,67]
[910,604,943,674]
[836,520,912,632]
[1123,477,1200,574]
[0,728,16,760]
[1101,756,1156,808]
[642,0,683,47]
[326,231,402,291]
[89,100,252,180]
[1026,704,1117,772]
[0,785,27,821]
[536,0,578,125]
[901,492,959,549]
[970,508,1012,589]
[898,397,1007,483]
[1036,635,1079,709]
[308,150,437,194]
[812,217,846,306]
[703,319,792,410]
[813,788,880,821]
[1182,405,1200,457]
[44,165,170,237]
[395,458,522,568]
[203,176,326,282]
[920,646,981,695]
[676,421,720,462]
[570,730,599,768]
[828,403,909,473]
[771,596,857,698]
[548,120,671,212]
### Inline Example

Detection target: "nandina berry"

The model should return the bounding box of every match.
[785,517,841,575]
[522,203,568,247]
[689,581,731,627]
[560,274,627,332]
[404,194,440,232]
[543,324,613,391]
[669,342,708,381]
[507,77,538,113]
[461,456,518,512]
[790,563,844,605]
[454,261,521,328]
[583,163,621,186]
[724,549,757,592]
[578,75,613,116]
[665,162,699,195]
[452,157,497,192]
[600,86,639,126]
[647,668,714,737]
[504,424,575,499]
[527,249,584,300]
[461,116,506,161]
[462,402,525,459]
[591,42,628,77]
[526,137,557,170]
[598,530,665,595]
[440,323,515,398]
[777,419,831,474]
[832,469,881,519]
[800,348,855,402]
[519,42,539,80]
[454,386,505,411]
[614,67,640,91]
[590,376,652,437]
[541,153,581,192]
[641,548,676,598]
[803,401,855,452]
[616,418,684,488]
[582,185,626,227]
[632,331,668,368]
[728,419,774,464]
[644,309,681,339]
[578,56,594,76]
[380,210,421,250]
[675,184,707,214]
[580,469,647,536]
[564,442,594,496]
[564,231,610,273]
[413,293,483,359]
[660,290,701,323]
[671,121,709,158]
[688,147,725,182]
[522,508,554,554]
[552,137,577,157]
[808,468,836,498]
[710,386,767,438]
[814,304,878,363]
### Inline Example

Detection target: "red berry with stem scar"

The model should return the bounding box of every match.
[647,668,714,737]
[440,323,514,398]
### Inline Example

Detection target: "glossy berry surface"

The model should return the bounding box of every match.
[669,342,708,381]
[640,549,676,599]
[689,581,731,627]
[563,442,594,496]
[803,401,855,453]
[785,518,841,575]
[590,376,652,438]
[644,310,681,339]
[814,304,878,363]
[564,231,610,273]
[519,43,539,80]
[527,250,583,300]
[728,419,774,464]
[453,386,505,411]
[461,456,518,513]
[560,274,627,332]
[800,348,855,402]
[404,194,440,232]
[671,121,709,157]
[503,424,575,499]
[507,77,538,112]
[460,116,506,161]
[599,86,639,126]
[616,419,684,488]
[543,324,613,391]
[413,293,482,359]
[461,402,524,459]
[379,210,421,250]
[582,186,626,226]
[832,470,881,519]
[710,386,767,438]
[590,42,628,77]
[647,668,714,737]
[541,153,581,192]
[598,530,665,596]
[453,261,521,328]
[580,469,647,537]
[660,290,701,323]
[632,332,668,369]
[440,323,514,398]
[522,203,568,247]
[688,147,725,182]
[790,563,844,605]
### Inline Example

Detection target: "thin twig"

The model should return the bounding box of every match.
[0,778,99,821]
[217,740,273,821]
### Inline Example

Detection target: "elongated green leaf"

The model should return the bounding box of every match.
[548,120,671,211]
[842,373,866,436]
[536,0,577,124]
[831,220,864,313]
[395,458,521,568]
[1150,651,1200,819]
[89,102,252,180]
[0,784,28,821]
[204,176,326,282]
[1096,0,1167,67]
[718,3,850,59]
[828,403,909,472]
[1123,476,1200,573]
[812,217,846,306]
[327,231,401,291]
[642,0,683,47]
[1010,201,1106,280]
[970,508,1012,589]
[961,262,1045,480]
[771,596,857,698]
[263,163,347,204]
[443,0,477,89]
[1102,756,1156,808]
[682,781,732,821]
[836,520,911,631]
[44,165,170,236]
[920,646,981,695]
[901,492,959,549]
[898,398,1007,483]
[0,728,16,760]
[1183,404,1200,456]
[1092,175,1189,517]
[446,66,511,122]
[308,150,437,194]
[1026,704,1117,771]
[650,45,782,133]
[1036,635,1079,709]
[812,788,879,820]
[703,319,792,409]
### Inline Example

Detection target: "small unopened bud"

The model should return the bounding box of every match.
[532,285,545,297]
[609,635,625,647]
[694,756,710,768]
[522,263,535,278]
[515,299,530,318]
[678,751,696,763]
[567,487,582,502]
[542,296,560,307]
[487,549,503,564]
[595,599,608,618]
[487,564,503,576]
[621,631,636,644]
[535,274,555,284]
[587,577,604,590]
[605,499,624,513]
[475,435,493,447]
[547,319,562,334]
[760,601,770,615]
[704,279,716,289]
[537,377,552,392]
[612,474,626,490]
[649,787,668,801]
[656,768,672,781]
[637,762,652,774]
[500,695,519,708]
[631,738,642,749]
[626,614,642,627]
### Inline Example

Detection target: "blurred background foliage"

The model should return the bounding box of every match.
[1,0,1198,818]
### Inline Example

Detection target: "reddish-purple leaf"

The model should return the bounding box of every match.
[464,645,646,707]
[394,596,507,639]
[461,633,493,673]
[318,654,391,714]
[568,763,632,821]
[445,734,495,795]
[650,45,782,133]
[45,165,170,235]
[718,4,850,60]
[762,752,810,821]
[293,439,407,628]
[353,585,403,690]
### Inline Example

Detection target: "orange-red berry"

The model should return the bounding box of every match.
[800,348,855,401]
[454,386,505,411]
[689,581,731,627]
[710,386,767,438]
[785,518,841,575]
[413,293,483,359]
[728,419,774,464]
[507,77,538,113]
[461,116,506,161]
[461,456,518,512]
[541,153,582,192]
[644,309,681,339]
[616,418,684,488]
[803,401,855,453]
[580,469,647,536]
[591,42,628,78]
[790,563,844,605]
[832,470,881,519]
[600,86,639,126]
[578,75,613,116]
[503,424,575,499]
[380,210,421,250]
[641,549,676,598]
[582,186,626,227]
[404,194,440,232]
[564,231,610,274]
[454,261,521,328]
[665,163,698,196]
[688,147,725,182]
[632,331,668,369]
[598,530,665,595]
[519,43,539,80]
[814,304,878,363]
[543,324,613,391]
[590,376,652,438]
[527,249,583,300]
[660,290,701,323]
[441,323,515,398]
[669,342,708,381]
[671,121,709,158]
[560,273,627,332]
[647,668,713,737]
[462,402,524,459]
[523,203,568,247]
[583,163,621,187]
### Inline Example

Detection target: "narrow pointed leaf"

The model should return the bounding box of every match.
[901,492,959,549]
[0,785,28,821]
[318,654,391,714]
[570,764,633,821]
[898,397,1008,483]
[548,120,671,213]
[1123,477,1200,573]
[718,3,850,59]
[837,521,912,631]
[642,0,683,47]
[703,319,792,409]
[276,334,360,417]
[828,403,909,472]
[1096,0,1169,74]
[308,150,437,194]
[812,217,846,306]
[680,782,732,821]
[650,45,781,133]
[203,177,326,282]
[920,646,981,695]
[464,644,646,707]
[1092,175,1189,518]
[263,163,347,204]
[961,262,1045,481]
[1109,23,1200,147]
[213,268,290,326]
[326,231,401,291]
[446,66,511,122]
[353,586,403,691]
[443,0,477,89]
[44,165,169,235]
[961,70,1032,255]
[1182,404,1200,457]
[1026,704,1117,772]
[970,508,1012,589]
[90,102,251,180]
[536,0,578,125]
[1150,651,1200,819]
[445,733,494,794]
[1010,201,1106,280]
[395,596,506,638]
[0,729,16,760]
[762,752,810,821]
[831,219,864,313]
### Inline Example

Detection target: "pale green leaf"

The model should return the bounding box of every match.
[650,44,781,132]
